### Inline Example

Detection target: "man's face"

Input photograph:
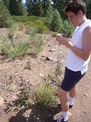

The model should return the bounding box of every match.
[67,11,80,27]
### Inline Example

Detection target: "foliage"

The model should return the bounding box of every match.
[51,0,70,19]
[45,5,54,27]
[59,20,75,37]
[1,0,91,19]
[26,0,50,17]
[9,0,26,16]
[34,20,48,33]
[45,6,63,32]
[33,0,44,17]
[0,2,13,28]
[45,5,74,36]
[13,16,49,33]
[26,0,33,16]
[0,27,44,58]
[16,77,32,108]
[1,37,28,58]
[33,81,57,109]
[1,0,9,9]
[50,9,62,32]
[13,15,74,37]
[86,0,91,19]
[28,28,44,55]
[42,0,51,16]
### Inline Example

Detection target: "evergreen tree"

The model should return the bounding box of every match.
[45,5,62,31]
[86,0,91,19]
[9,0,17,15]
[1,0,9,9]
[26,0,33,16]
[9,0,25,16]
[35,0,44,16]
[45,5,54,27]
[42,0,51,16]
[50,9,62,31]
[52,0,70,19]
[0,2,13,27]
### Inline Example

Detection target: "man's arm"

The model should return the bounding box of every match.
[82,26,91,60]
[56,26,91,61]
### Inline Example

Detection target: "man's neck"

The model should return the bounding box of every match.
[78,16,87,26]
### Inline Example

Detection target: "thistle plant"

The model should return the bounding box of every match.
[16,77,32,108]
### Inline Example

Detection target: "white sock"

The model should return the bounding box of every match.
[69,96,74,106]
[62,111,68,121]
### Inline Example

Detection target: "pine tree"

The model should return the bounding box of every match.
[0,2,13,27]
[9,0,25,15]
[86,0,91,18]
[45,5,54,27]
[50,9,62,31]
[52,0,70,19]
[1,0,9,9]
[26,0,33,16]
[36,0,44,16]
[42,0,51,16]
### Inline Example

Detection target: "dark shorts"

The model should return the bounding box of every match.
[61,67,85,91]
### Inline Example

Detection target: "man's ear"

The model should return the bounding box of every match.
[78,10,83,16]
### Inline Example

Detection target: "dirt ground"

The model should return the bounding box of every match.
[0,28,91,122]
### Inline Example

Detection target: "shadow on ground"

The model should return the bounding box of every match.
[8,105,61,122]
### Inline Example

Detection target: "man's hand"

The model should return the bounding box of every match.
[56,34,64,45]
[56,33,73,49]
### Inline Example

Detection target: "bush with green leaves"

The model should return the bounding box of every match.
[59,20,75,37]
[0,28,43,58]
[13,16,49,33]
[1,37,28,58]
[35,20,49,33]
[28,28,44,55]
[33,81,57,109]
[0,2,13,28]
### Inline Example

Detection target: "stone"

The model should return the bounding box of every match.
[0,96,4,107]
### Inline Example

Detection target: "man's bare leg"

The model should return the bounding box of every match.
[69,85,77,107]
[58,87,69,121]
[69,85,77,98]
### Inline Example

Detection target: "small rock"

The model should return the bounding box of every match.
[40,73,44,77]
[68,111,72,117]
[84,93,88,97]
[83,111,87,114]
[0,96,4,106]
[49,49,55,52]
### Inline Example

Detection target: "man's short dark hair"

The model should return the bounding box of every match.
[64,0,86,15]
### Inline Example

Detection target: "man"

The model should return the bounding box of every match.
[56,0,91,122]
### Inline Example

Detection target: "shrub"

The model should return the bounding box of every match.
[16,77,32,108]
[1,37,28,58]
[17,22,25,31]
[13,16,48,33]
[33,81,57,109]
[59,20,75,37]
[27,28,44,55]
[0,28,43,58]
[0,2,13,28]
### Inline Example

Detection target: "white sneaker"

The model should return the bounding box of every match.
[57,115,68,122]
